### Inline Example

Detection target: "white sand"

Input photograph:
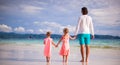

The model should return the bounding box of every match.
[0,44,120,65]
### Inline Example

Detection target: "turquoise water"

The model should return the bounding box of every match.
[0,39,120,48]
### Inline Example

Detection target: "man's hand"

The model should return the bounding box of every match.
[91,35,95,39]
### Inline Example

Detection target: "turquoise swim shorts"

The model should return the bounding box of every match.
[78,34,90,45]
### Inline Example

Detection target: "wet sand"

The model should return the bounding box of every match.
[0,44,120,65]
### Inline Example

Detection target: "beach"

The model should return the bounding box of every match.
[0,44,120,65]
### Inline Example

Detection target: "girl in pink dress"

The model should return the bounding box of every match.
[56,28,76,62]
[44,31,56,62]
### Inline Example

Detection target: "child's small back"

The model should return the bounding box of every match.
[44,37,53,57]
[44,37,52,44]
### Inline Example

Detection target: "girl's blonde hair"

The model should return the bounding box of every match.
[63,28,69,34]
[46,31,51,36]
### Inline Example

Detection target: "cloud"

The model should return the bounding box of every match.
[0,1,45,15]
[36,21,76,34]
[38,29,44,33]
[33,21,40,25]
[14,27,25,32]
[27,29,34,33]
[33,1,48,5]
[20,5,44,14]
[90,6,120,26]
[0,24,12,32]
[90,7,120,17]
[41,21,61,28]
[95,29,120,36]
[0,5,19,14]
[53,6,70,13]
[39,21,62,33]
[51,0,109,13]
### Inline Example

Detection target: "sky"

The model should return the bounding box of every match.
[0,0,120,36]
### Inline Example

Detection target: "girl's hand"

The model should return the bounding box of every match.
[73,36,77,39]
[74,35,77,38]
[70,35,76,40]
[55,45,58,47]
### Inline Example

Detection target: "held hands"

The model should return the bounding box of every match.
[55,44,58,47]
[69,35,77,40]
[74,35,77,39]
[55,44,59,47]
[72,35,77,40]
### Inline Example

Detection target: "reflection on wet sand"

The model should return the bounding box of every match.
[63,62,68,65]
[82,62,88,65]
[46,62,50,65]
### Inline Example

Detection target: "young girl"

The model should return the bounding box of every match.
[56,28,75,62]
[44,31,56,62]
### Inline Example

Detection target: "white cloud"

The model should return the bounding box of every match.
[38,28,53,34]
[66,25,76,32]
[38,29,44,33]
[0,1,46,15]
[0,5,19,14]
[95,29,120,36]
[34,1,48,5]
[0,24,12,32]
[14,27,25,32]
[27,29,34,33]
[20,5,44,14]
[90,7,120,25]
[54,6,70,13]
[91,7,120,16]
[51,0,109,13]
[41,21,61,28]
[33,21,40,25]
[37,21,76,34]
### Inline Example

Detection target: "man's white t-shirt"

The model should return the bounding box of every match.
[75,15,94,35]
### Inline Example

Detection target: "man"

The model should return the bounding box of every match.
[75,7,94,62]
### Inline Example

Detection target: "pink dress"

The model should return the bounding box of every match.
[59,34,70,56]
[44,38,53,57]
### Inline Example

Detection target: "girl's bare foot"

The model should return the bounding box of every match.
[46,59,50,63]
[65,60,68,63]
[46,62,50,65]
[80,59,84,62]
[63,60,65,63]
[85,59,88,62]
[47,60,50,62]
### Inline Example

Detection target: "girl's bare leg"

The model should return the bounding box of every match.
[65,55,68,62]
[48,57,50,62]
[46,57,48,62]
[63,55,65,62]
[80,45,84,62]
[46,57,50,62]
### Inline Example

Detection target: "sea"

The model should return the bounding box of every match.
[0,38,120,49]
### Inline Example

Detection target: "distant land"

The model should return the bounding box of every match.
[0,32,120,39]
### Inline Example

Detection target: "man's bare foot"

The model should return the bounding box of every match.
[80,59,84,62]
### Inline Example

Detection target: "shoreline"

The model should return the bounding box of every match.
[0,43,120,49]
